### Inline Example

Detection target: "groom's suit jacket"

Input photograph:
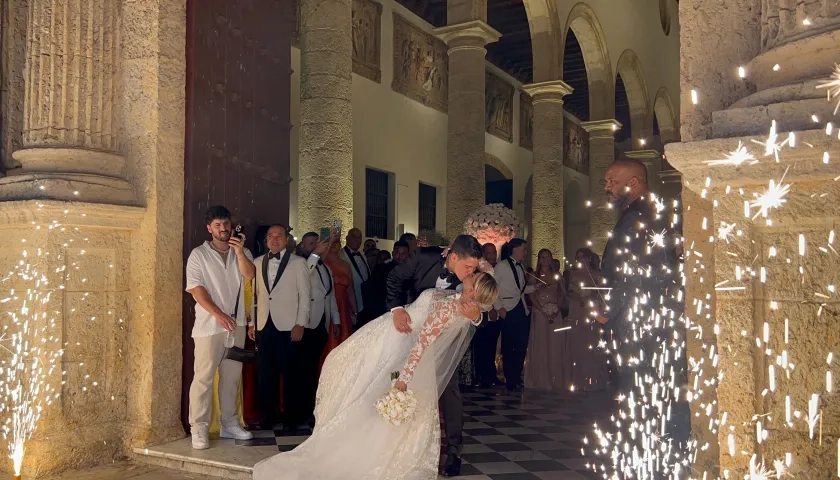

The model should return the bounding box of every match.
[385,247,461,310]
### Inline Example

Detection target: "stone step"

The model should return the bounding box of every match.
[132,438,277,480]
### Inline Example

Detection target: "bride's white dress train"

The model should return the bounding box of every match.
[252,289,473,480]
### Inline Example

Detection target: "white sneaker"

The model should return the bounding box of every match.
[191,423,209,450]
[220,423,253,440]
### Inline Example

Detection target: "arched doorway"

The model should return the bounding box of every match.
[485,164,513,209]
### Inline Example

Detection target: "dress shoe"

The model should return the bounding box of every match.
[441,454,462,476]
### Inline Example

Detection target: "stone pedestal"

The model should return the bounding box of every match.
[521,80,572,264]
[624,149,663,194]
[296,0,353,233]
[0,0,134,205]
[0,201,145,475]
[581,119,620,257]
[436,20,500,238]
[668,130,840,477]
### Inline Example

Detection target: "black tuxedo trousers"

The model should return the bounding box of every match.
[256,317,304,427]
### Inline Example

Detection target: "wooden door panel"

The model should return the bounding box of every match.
[182,0,292,430]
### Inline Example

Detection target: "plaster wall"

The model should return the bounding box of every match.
[289,0,593,250]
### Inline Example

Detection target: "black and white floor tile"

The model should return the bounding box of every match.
[238,387,613,479]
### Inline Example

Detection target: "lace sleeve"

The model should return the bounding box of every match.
[399,296,457,385]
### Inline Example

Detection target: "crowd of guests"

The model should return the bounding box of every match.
[467,242,611,394]
[183,204,613,453]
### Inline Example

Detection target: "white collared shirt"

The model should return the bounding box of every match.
[185,241,253,338]
[266,250,287,287]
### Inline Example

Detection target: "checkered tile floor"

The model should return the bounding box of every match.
[239,386,612,479]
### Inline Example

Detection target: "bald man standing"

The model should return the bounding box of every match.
[594,159,690,474]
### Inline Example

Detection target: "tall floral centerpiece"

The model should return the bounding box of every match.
[463,204,520,255]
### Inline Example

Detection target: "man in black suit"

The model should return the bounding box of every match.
[386,234,483,477]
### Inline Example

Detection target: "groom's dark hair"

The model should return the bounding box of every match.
[450,235,482,259]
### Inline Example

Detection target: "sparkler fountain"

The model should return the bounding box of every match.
[585,1,840,477]
[0,212,98,478]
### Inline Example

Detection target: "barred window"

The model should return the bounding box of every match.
[365,168,390,239]
[418,183,437,232]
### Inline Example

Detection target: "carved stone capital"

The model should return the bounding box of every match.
[434,20,500,52]
[581,119,622,139]
[521,80,573,105]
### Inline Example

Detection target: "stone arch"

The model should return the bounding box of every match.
[563,3,613,120]
[522,0,562,82]
[563,179,587,262]
[484,152,514,179]
[653,87,679,144]
[615,49,651,143]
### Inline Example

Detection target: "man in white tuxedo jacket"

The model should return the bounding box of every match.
[296,231,340,424]
[248,224,311,432]
[493,238,535,391]
[340,227,370,323]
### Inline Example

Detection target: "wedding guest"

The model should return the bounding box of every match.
[362,240,410,322]
[494,238,535,392]
[525,249,570,392]
[322,239,357,362]
[185,206,255,449]
[296,231,341,425]
[250,224,311,433]
[399,232,418,254]
[365,247,380,272]
[376,249,391,265]
[474,243,503,388]
[341,228,370,322]
[364,238,378,252]
[567,248,609,391]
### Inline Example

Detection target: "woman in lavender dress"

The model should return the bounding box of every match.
[566,248,609,391]
[524,249,570,392]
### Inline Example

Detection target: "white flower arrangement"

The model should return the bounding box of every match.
[374,372,419,426]
[463,203,521,246]
[543,303,559,316]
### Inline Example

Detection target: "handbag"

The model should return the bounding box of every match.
[224,278,257,364]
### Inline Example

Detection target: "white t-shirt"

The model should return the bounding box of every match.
[185,241,254,338]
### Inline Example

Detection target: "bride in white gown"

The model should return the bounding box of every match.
[252,272,499,480]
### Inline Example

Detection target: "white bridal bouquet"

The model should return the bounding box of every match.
[375,372,418,426]
[543,303,559,316]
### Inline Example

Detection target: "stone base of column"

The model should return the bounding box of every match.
[0,200,148,477]
[667,129,840,477]
[0,148,134,204]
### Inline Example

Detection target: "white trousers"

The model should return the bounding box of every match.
[189,326,246,427]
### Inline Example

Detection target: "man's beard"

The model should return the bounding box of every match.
[213,232,231,242]
[607,192,632,209]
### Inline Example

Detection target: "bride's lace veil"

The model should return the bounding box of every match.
[428,302,477,397]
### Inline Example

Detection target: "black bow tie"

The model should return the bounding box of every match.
[268,251,284,260]
[351,251,361,256]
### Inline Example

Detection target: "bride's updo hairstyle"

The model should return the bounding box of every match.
[472,272,499,312]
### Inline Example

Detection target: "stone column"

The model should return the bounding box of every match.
[669,130,840,477]
[581,119,620,257]
[0,0,133,204]
[625,149,663,194]
[297,0,353,233]
[435,20,500,238]
[522,80,572,265]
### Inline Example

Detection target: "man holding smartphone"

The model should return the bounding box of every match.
[185,206,256,449]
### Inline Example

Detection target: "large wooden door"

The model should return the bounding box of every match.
[182,0,292,430]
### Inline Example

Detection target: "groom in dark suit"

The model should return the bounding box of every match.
[385,234,483,477]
